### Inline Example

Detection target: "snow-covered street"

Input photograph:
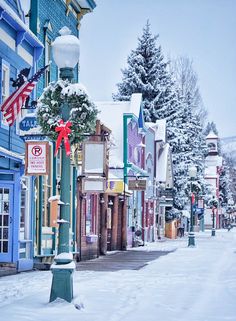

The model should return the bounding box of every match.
[0,229,236,321]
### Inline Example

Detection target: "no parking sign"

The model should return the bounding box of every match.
[25,141,49,175]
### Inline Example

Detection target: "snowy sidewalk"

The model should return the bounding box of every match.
[0,230,235,321]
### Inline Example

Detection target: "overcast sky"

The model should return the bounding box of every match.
[79,0,236,138]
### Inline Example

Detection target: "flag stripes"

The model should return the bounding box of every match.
[0,65,48,126]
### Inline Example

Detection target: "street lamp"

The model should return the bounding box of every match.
[49,27,80,303]
[188,165,197,247]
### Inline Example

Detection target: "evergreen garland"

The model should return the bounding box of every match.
[37,80,98,144]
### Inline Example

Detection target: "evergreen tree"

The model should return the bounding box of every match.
[203,122,212,136]
[168,92,207,209]
[220,154,235,206]
[113,21,175,122]
[114,21,207,210]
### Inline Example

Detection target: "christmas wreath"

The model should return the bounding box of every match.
[37,80,98,144]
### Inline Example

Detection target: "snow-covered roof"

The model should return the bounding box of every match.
[155,119,166,142]
[0,0,43,50]
[147,119,167,142]
[77,0,96,10]
[96,93,143,167]
[0,146,24,163]
[206,130,218,140]
[156,143,170,182]
[129,93,142,116]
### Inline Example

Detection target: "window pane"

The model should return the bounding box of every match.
[3,241,8,252]
[3,215,8,226]
[3,201,9,213]
[3,228,8,239]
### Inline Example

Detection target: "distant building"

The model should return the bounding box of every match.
[204,131,223,228]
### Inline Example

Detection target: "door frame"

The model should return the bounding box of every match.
[0,183,14,262]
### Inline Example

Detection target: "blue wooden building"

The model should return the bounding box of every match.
[27,0,96,264]
[0,0,43,271]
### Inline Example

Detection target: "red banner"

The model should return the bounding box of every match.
[191,193,195,205]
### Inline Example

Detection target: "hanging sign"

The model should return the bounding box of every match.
[82,142,106,175]
[128,179,147,191]
[198,199,204,209]
[25,141,49,175]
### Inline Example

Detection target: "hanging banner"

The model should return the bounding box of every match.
[25,141,49,175]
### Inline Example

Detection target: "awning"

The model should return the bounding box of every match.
[0,147,24,163]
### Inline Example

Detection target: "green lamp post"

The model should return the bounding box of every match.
[210,196,218,236]
[49,27,80,303]
[188,165,197,247]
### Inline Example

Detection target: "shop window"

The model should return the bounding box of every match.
[19,176,31,259]
[85,195,96,235]
[20,182,26,230]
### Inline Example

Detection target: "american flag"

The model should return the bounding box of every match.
[0,65,48,126]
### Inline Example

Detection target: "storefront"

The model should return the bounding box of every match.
[0,148,34,271]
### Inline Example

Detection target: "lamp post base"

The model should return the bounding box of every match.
[188,232,195,247]
[50,260,75,303]
[211,228,216,236]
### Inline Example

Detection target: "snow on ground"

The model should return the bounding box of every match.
[0,229,236,321]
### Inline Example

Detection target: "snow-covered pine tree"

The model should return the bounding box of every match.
[113,21,207,210]
[168,92,207,209]
[113,21,175,122]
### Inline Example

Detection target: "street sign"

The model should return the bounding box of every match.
[20,115,37,131]
[25,141,49,175]
[128,179,147,191]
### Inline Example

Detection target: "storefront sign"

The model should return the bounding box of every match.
[106,180,124,193]
[25,141,49,175]
[82,177,106,193]
[82,142,106,175]
[20,115,37,131]
[128,179,147,191]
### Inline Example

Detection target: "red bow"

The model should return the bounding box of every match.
[54,120,72,157]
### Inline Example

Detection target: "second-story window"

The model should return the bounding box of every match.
[1,62,10,129]
[45,36,51,86]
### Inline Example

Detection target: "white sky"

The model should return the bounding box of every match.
[0,229,236,321]
[79,0,236,139]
